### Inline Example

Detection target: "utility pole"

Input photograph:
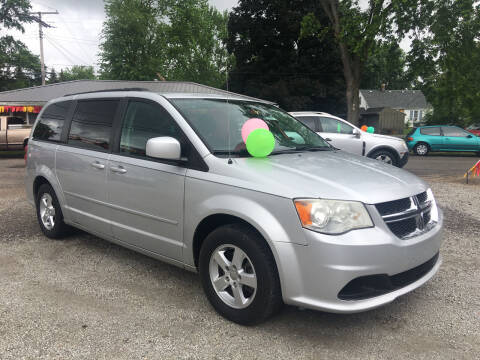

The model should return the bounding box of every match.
[31,11,59,85]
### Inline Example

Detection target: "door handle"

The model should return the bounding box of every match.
[325,138,332,142]
[110,166,127,174]
[91,161,105,170]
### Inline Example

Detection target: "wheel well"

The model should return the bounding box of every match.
[192,214,264,268]
[367,146,400,161]
[415,141,430,149]
[33,176,50,201]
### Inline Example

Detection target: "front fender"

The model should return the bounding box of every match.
[183,177,308,267]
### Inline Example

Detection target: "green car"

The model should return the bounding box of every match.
[406,125,480,156]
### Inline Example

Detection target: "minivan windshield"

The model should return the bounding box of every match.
[170,98,330,156]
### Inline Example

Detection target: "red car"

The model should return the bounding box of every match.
[466,124,480,136]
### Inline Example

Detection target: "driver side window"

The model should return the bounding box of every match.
[120,100,183,158]
[319,117,353,134]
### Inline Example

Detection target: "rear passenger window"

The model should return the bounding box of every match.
[297,116,317,131]
[119,100,183,158]
[420,127,440,136]
[32,101,71,141]
[68,100,119,152]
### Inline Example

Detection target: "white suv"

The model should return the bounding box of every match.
[290,112,409,167]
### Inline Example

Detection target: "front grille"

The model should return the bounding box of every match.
[338,252,439,300]
[375,191,437,239]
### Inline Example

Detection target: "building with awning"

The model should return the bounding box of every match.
[0,79,267,126]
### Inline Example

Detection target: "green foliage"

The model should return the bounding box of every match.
[0,0,42,91]
[164,0,231,87]
[0,36,41,91]
[362,41,413,90]
[408,0,480,126]
[58,66,96,82]
[0,0,32,32]
[227,0,344,113]
[99,0,230,88]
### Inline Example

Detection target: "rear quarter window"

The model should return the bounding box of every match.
[33,101,72,141]
[420,127,440,136]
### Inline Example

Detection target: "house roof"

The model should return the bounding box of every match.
[360,89,430,110]
[0,80,269,105]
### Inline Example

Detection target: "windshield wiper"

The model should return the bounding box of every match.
[212,150,250,157]
[293,146,332,151]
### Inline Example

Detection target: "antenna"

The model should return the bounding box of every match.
[225,19,232,165]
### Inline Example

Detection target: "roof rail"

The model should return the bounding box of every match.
[64,88,150,96]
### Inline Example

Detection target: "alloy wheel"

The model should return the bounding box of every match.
[375,154,393,164]
[209,244,257,309]
[39,193,56,230]
[416,144,428,155]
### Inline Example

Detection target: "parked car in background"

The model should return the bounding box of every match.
[0,116,31,150]
[406,125,480,156]
[289,112,409,167]
[466,124,480,136]
[26,91,442,325]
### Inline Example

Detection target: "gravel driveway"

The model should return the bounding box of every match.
[0,157,479,359]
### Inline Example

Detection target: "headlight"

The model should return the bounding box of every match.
[294,199,373,234]
[426,188,439,222]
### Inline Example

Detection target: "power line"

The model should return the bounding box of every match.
[29,10,59,85]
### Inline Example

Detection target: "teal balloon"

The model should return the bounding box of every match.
[367,126,375,133]
[246,128,275,157]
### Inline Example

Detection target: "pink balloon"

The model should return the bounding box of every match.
[241,118,269,143]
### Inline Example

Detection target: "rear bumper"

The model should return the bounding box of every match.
[274,208,443,313]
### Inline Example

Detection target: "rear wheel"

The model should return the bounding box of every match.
[199,224,282,325]
[414,143,430,156]
[36,184,71,239]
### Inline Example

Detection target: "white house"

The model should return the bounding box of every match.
[359,89,431,127]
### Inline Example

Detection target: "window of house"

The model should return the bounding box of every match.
[68,100,119,151]
[32,101,72,142]
[120,100,183,158]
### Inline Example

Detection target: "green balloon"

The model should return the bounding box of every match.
[246,128,275,157]
[367,126,375,133]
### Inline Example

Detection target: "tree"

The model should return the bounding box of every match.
[227,0,344,112]
[48,68,58,84]
[302,1,431,125]
[407,0,480,126]
[0,0,42,91]
[361,41,412,90]
[164,0,230,87]
[99,0,230,88]
[58,65,96,82]
[99,0,169,81]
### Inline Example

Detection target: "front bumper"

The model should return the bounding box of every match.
[274,208,443,313]
[398,151,409,167]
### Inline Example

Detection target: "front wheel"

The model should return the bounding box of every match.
[199,224,282,325]
[368,149,399,167]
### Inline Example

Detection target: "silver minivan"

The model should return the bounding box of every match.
[25,90,443,325]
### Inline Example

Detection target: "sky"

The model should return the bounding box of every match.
[8,0,239,75]
[9,0,409,77]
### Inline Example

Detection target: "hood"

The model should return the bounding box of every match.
[204,150,427,204]
[367,133,405,143]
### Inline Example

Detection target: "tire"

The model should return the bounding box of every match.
[36,183,72,239]
[199,223,282,325]
[414,142,430,156]
[368,149,399,167]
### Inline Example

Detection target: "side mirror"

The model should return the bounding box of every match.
[353,129,361,138]
[146,137,182,161]
[467,134,473,138]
